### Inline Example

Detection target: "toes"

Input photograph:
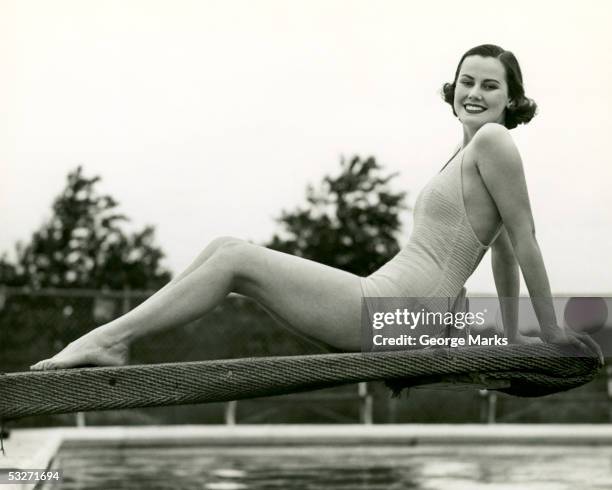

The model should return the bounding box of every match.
[30,359,58,371]
[30,360,47,371]
[41,360,54,370]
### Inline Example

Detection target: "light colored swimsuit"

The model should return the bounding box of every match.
[360,147,502,314]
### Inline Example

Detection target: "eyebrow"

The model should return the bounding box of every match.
[459,74,501,84]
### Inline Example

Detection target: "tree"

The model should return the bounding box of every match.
[0,166,171,290]
[266,155,408,276]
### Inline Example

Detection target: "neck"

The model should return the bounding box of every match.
[462,124,478,148]
[461,112,507,147]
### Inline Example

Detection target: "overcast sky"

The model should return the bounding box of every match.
[1,0,611,294]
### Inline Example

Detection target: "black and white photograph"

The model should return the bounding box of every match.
[1,1,612,489]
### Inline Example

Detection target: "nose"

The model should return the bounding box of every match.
[467,85,482,100]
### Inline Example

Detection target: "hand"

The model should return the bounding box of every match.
[542,327,604,365]
[509,332,543,346]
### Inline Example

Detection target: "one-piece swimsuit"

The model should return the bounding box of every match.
[360,147,503,334]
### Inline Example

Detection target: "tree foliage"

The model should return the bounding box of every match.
[266,155,408,276]
[0,166,171,290]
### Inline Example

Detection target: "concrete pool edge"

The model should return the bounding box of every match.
[0,429,63,490]
[3,424,612,489]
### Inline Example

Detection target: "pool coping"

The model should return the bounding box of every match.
[2,424,612,489]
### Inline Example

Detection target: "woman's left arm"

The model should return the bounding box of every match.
[491,227,520,341]
[473,124,603,361]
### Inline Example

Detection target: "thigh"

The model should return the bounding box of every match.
[229,243,364,351]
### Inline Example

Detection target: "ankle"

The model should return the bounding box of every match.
[98,323,133,347]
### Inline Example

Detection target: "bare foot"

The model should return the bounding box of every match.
[30,327,129,370]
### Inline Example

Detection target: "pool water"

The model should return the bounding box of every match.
[43,444,612,489]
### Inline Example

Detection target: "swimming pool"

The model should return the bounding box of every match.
[5,426,611,490]
[42,442,612,489]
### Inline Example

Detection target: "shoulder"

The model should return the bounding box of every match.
[472,123,515,152]
[470,123,522,175]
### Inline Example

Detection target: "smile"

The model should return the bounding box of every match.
[464,104,487,114]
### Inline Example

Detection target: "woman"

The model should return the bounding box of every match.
[30,44,602,370]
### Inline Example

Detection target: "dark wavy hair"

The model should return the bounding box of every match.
[442,44,537,129]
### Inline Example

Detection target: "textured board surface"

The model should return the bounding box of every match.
[0,344,602,420]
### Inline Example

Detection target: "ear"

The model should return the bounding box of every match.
[506,99,514,109]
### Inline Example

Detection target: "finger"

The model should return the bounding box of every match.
[564,338,590,360]
[566,333,603,363]
[512,336,533,345]
[515,337,539,345]
[575,333,604,364]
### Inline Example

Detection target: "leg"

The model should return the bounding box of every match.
[30,237,242,370]
[230,244,363,350]
[154,237,352,352]
[135,236,242,303]
[31,239,363,369]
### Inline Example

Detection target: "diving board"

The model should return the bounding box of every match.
[0,343,602,420]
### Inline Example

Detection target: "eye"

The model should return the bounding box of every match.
[485,84,498,90]
[459,80,473,86]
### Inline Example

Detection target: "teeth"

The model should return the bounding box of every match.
[465,104,485,111]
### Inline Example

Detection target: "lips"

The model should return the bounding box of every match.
[464,103,487,114]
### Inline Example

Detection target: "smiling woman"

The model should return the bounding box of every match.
[442,44,538,135]
[30,44,602,373]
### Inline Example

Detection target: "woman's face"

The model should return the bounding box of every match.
[453,55,511,131]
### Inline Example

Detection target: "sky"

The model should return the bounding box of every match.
[1,0,611,294]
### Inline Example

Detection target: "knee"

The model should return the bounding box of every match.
[207,236,243,252]
[207,236,249,264]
